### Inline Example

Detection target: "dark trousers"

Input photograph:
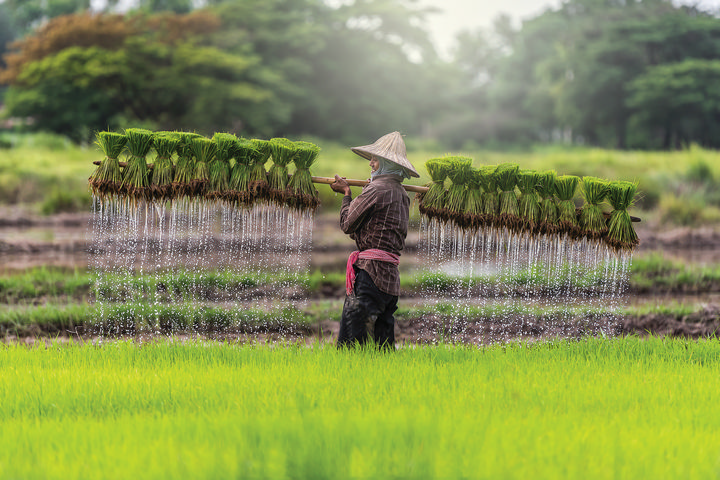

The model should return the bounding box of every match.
[337,269,398,349]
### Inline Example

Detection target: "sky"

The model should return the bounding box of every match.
[420,0,720,57]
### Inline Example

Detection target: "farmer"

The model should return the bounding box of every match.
[330,131,420,349]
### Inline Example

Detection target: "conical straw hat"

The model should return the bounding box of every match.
[351,131,420,178]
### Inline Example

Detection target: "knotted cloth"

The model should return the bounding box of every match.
[346,249,400,296]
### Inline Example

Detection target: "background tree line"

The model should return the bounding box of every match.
[1,0,719,149]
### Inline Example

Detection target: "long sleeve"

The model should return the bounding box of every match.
[340,187,376,235]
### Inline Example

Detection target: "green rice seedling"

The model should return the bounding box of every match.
[495,163,521,231]
[120,128,155,203]
[463,167,484,230]
[172,132,201,199]
[208,133,237,202]
[580,176,610,240]
[189,137,217,197]
[288,140,321,211]
[229,139,259,207]
[443,156,473,227]
[536,170,559,234]
[418,158,451,220]
[517,170,541,233]
[248,139,272,202]
[554,175,581,237]
[150,132,179,202]
[480,165,498,225]
[89,131,127,199]
[268,138,297,205]
[605,180,640,250]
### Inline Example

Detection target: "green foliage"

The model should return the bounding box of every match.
[171,132,201,197]
[517,170,541,227]
[228,139,258,206]
[580,176,610,237]
[606,181,640,249]
[267,137,296,204]
[658,194,720,227]
[189,137,216,195]
[554,175,580,229]
[444,156,473,222]
[495,163,520,224]
[287,140,321,210]
[150,132,178,200]
[419,158,451,215]
[89,131,127,198]
[627,60,720,149]
[247,139,271,201]
[121,128,154,199]
[39,187,90,214]
[480,165,498,217]
[207,133,236,199]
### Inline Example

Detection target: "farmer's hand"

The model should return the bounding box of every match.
[331,175,351,196]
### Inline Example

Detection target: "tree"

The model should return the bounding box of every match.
[627,60,720,148]
[1,0,91,33]
[0,11,287,141]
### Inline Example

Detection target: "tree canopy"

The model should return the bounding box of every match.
[1,0,720,148]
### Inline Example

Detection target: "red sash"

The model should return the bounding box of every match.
[346,249,400,295]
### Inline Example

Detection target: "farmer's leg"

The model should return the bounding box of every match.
[337,269,386,348]
[374,295,398,350]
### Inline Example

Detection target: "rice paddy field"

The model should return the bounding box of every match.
[1,338,719,479]
[3,134,720,478]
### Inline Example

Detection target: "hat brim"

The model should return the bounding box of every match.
[351,146,420,178]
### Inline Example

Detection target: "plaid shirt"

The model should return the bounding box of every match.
[340,174,410,296]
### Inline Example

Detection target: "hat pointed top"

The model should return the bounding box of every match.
[351,131,420,178]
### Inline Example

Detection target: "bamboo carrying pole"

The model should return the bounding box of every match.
[92,161,640,221]
[309,175,428,194]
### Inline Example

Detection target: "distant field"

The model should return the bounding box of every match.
[3,132,720,218]
[1,338,719,479]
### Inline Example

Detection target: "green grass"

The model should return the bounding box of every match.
[630,252,720,291]
[0,338,719,479]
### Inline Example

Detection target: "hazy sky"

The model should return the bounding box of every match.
[421,0,720,56]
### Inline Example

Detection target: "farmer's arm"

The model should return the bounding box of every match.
[332,176,375,234]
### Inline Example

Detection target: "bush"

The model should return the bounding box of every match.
[40,188,91,215]
[658,194,720,226]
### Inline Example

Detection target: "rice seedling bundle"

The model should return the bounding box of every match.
[150,132,179,202]
[536,170,559,234]
[287,140,321,211]
[480,165,498,225]
[580,176,610,240]
[554,175,580,237]
[418,158,451,219]
[229,139,258,207]
[605,181,639,250]
[517,170,541,233]
[208,133,237,201]
[268,138,297,205]
[89,131,127,199]
[248,139,272,201]
[120,128,155,202]
[463,167,484,229]
[495,163,521,230]
[443,156,473,226]
[172,132,202,199]
[189,137,217,197]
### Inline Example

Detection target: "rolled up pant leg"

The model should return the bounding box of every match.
[337,269,397,349]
